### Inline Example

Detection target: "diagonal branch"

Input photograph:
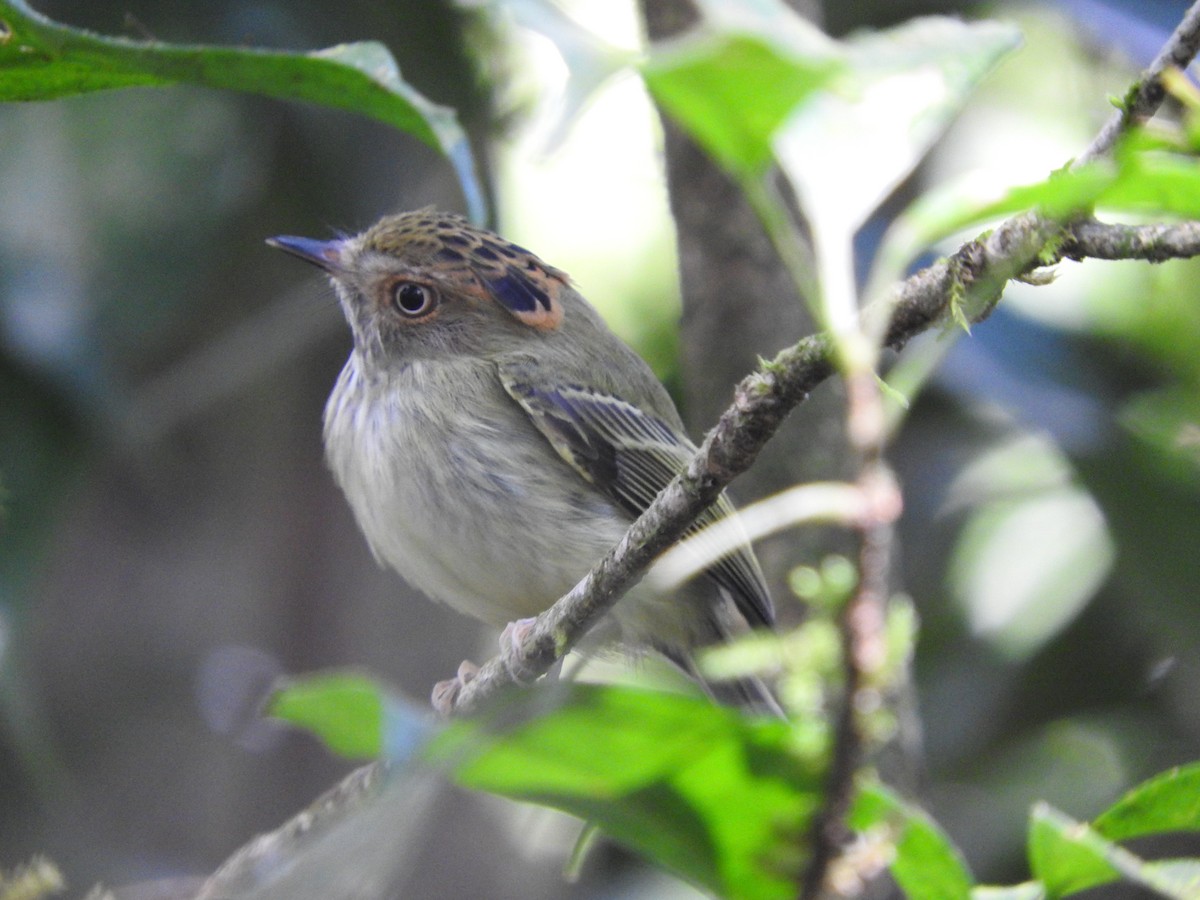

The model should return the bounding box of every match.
[445,1,1200,716]
[1079,2,1200,164]
[446,212,1200,714]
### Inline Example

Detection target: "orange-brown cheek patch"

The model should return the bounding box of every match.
[479,266,565,331]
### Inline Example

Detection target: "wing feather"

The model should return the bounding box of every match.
[499,362,773,628]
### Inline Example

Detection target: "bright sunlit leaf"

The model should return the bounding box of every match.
[776,17,1021,239]
[970,883,1044,900]
[0,0,484,220]
[426,683,823,900]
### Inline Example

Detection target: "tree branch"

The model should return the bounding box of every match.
[1079,2,1200,164]
[444,2,1200,717]
[1057,218,1200,262]
[446,215,1200,713]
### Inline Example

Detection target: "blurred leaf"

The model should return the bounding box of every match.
[1027,802,1200,899]
[879,137,1200,291]
[851,783,976,899]
[642,4,841,180]
[465,0,636,153]
[949,485,1114,660]
[1028,804,1119,896]
[0,0,484,220]
[777,17,1021,240]
[1093,762,1200,842]
[1137,860,1200,898]
[0,856,64,900]
[197,763,442,900]
[269,672,384,760]
[427,683,822,900]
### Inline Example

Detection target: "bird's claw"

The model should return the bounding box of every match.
[431,659,480,716]
[499,616,540,683]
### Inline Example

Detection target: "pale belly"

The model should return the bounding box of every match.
[323,357,629,626]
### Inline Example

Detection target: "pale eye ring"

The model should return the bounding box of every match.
[392,281,437,317]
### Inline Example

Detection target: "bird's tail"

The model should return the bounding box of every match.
[660,643,785,718]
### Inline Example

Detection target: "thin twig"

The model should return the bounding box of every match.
[801,462,897,899]
[1078,2,1200,164]
[448,2,1200,717]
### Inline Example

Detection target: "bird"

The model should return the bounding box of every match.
[268,208,777,712]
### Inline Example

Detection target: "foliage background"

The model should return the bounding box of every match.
[1,0,1198,895]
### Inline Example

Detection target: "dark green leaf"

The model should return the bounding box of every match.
[0,0,483,220]
[426,684,823,900]
[269,672,384,760]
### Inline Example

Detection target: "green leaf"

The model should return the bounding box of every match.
[876,137,1200,297]
[851,783,975,900]
[426,684,823,900]
[1027,800,1200,899]
[1028,804,1120,897]
[0,0,484,220]
[269,672,384,760]
[1093,762,1200,842]
[642,2,841,180]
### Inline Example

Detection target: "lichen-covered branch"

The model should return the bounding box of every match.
[1058,218,1200,262]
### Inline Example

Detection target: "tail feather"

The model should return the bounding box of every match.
[656,643,785,718]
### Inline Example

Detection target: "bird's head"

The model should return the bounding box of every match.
[268,208,570,367]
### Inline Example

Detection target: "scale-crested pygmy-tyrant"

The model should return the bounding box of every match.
[269,208,775,709]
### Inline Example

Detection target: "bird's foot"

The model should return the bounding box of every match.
[431,659,479,716]
[499,616,539,682]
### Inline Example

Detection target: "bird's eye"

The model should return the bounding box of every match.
[392,282,437,318]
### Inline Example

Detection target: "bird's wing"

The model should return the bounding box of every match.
[498,361,773,628]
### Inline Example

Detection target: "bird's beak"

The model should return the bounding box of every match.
[266,235,347,273]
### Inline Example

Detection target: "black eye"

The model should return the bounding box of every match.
[392,282,437,317]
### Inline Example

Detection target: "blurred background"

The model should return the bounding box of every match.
[1,0,1199,896]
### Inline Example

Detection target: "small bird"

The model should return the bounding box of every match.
[269,208,776,711]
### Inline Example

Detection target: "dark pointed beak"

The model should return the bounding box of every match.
[266,235,347,272]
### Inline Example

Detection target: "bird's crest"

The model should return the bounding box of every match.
[361,208,568,330]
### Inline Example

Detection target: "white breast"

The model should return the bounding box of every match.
[322,354,627,626]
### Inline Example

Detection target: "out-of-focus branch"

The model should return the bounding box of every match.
[1057,218,1200,262]
[1079,2,1200,164]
